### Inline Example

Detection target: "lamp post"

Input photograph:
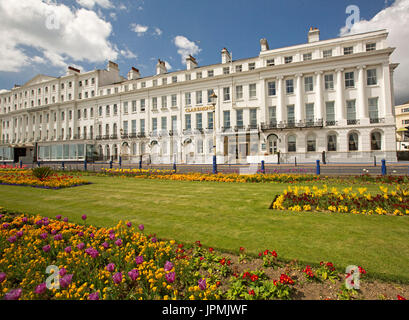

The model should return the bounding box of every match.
[210,92,218,174]
[119,128,123,168]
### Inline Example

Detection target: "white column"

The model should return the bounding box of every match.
[295,73,304,123]
[315,71,324,122]
[382,62,394,121]
[259,79,266,125]
[277,76,285,124]
[357,65,368,124]
[335,68,345,125]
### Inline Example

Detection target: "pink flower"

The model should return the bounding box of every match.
[77,242,85,250]
[88,292,99,300]
[165,272,175,283]
[138,224,144,231]
[115,239,123,247]
[60,274,73,288]
[59,268,67,277]
[102,242,110,249]
[40,233,48,240]
[85,247,99,258]
[7,235,17,243]
[54,234,63,241]
[198,278,206,290]
[43,245,51,252]
[81,214,87,221]
[128,269,139,281]
[0,272,6,283]
[4,288,22,300]
[106,263,115,272]
[56,215,62,220]
[164,261,173,272]
[113,272,122,284]
[64,246,72,253]
[135,256,143,265]
[126,222,132,228]
[35,283,47,295]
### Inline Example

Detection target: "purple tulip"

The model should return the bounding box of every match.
[0,272,6,283]
[64,246,72,253]
[128,269,139,281]
[34,283,47,295]
[126,222,132,228]
[151,237,157,243]
[42,245,51,253]
[198,278,206,290]
[0,214,3,219]
[138,224,144,231]
[35,220,43,226]
[108,229,114,234]
[90,233,94,238]
[56,215,62,220]
[135,256,143,265]
[22,217,28,223]
[59,268,67,277]
[88,291,99,300]
[40,233,48,240]
[2,223,9,229]
[164,261,174,272]
[78,231,84,237]
[7,236,17,243]
[77,242,85,250]
[85,247,99,258]
[165,272,175,284]
[63,217,68,223]
[16,231,23,238]
[51,229,57,235]
[106,263,115,272]
[112,272,122,284]
[60,274,73,288]
[102,242,110,249]
[109,233,116,240]
[54,234,62,241]
[81,214,87,221]
[4,288,22,300]
[43,219,49,226]
[115,239,123,247]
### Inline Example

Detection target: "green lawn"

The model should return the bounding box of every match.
[1,175,409,283]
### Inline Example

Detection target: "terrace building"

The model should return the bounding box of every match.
[0,28,398,164]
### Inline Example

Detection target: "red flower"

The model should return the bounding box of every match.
[209,247,214,253]
[263,249,269,256]
[242,272,250,279]
[219,258,226,266]
[248,289,255,296]
[250,274,259,282]
[239,247,245,252]
[271,250,277,257]
[398,295,406,300]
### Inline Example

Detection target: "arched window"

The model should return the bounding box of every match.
[105,145,110,160]
[327,134,337,152]
[371,131,382,151]
[267,134,278,154]
[348,132,359,151]
[113,144,118,159]
[288,135,296,152]
[140,142,146,155]
[132,142,137,156]
[306,134,316,152]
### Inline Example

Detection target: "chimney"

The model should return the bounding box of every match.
[156,59,167,75]
[260,38,269,52]
[186,55,198,70]
[127,67,140,80]
[308,27,320,43]
[107,61,119,72]
[67,66,81,75]
[221,48,231,64]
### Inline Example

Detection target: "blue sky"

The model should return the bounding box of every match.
[1,0,407,103]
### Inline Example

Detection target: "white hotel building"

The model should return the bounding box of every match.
[0,28,398,164]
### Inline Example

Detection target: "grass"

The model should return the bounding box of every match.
[1,175,409,283]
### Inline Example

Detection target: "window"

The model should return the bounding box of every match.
[197,139,203,154]
[324,74,334,90]
[327,134,337,151]
[98,107,102,117]
[90,108,93,118]
[236,109,243,127]
[268,106,277,126]
[152,97,158,110]
[161,96,167,108]
[367,69,377,86]
[288,135,296,152]
[268,81,276,96]
[196,91,202,105]
[161,117,167,130]
[123,121,128,135]
[123,102,128,114]
[284,56,293,64]
[185,114,191,130]
[249,108,257,127]
[368,97,379,123]
[305,103,314,124]
[223,111,230,128]
[366,43,376,52]
[223,87,230,101]
[348,132,359,151]
[235,65,242,72]
[303,53,312,61]
[344,46,353,55]
[140,99,145,112]
[106,105,110,116]
[153,79,158,86]
[77,110,81,119]
[140,119,145,133]
[326,101,335,125]
[345,72,355,88]
[207,70,214,77]
[132,100,137,113]
[185,92,191,106]
[236,85,243,100]
[185,74,191,81]
[347,100,356,124]
[249,84,257,98]
[287,105,295,125]
[131,120,137,134]
[307,135,316,152]
[266,59,275,66]
[223,67,230,75]
[371,132,382,150]
[286,79,294,94]
[162,77,168,85]
[248,62,255,70]
[207,112,214,129]
[171,116,177,131]
[141,82,146,88]
[171,94,177,107]
[196,72,202,79]
[152,118,157,132]
[304,76,314,92]
[196,113,202,129]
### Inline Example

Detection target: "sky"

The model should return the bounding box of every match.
[0,0,408,104]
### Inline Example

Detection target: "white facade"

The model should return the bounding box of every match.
[0,28,398,164]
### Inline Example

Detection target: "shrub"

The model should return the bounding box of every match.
[32,167,53,181]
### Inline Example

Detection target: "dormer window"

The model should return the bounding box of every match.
[266,59,275,67]
[284,56,293,64]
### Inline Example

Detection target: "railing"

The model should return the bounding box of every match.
[110,134,118,140]
[325,120,337,126]
[370,118,385,124]
[347,119,360,125]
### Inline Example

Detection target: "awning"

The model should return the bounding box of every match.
[397,128,408,132]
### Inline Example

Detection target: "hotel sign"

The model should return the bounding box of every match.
[185,106,215,113]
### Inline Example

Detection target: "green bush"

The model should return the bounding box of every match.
[32,167,53,181]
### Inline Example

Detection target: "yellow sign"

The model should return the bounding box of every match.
[185,106,215,113]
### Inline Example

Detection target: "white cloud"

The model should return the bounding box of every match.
[173,35,201,64]
[131,23,149,36]
[109,12,117,21]
[164,60,172,70]
[0,0,118,73]
[154,27,162,36]
[76,0,113,9]
[340,0,409,104]
[120,48,137,59]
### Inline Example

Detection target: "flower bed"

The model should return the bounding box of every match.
[271,185,409,216]
[0,169,90,189]
[1,209,409,300]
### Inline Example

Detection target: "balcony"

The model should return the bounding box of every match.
[110,134,118,140]
[247,124,258,131]
[73,134,80,140]
[221,126,232,132]
[234,125,245,132]
[121,133,129,139]
[103,135,110,140]
[325,120,337,127]
[347,119,360,125]
[183,129,192,135]
[137,132,146,138]
[195,127,204,134]
[149,131,158,137]
[261,122,278,131]
[95,135,102,140]
[128,133,137,138]
[370,118,385,124]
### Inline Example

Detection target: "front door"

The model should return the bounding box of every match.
[267,135,278,154]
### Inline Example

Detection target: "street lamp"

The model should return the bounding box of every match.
[210,92,218,174]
